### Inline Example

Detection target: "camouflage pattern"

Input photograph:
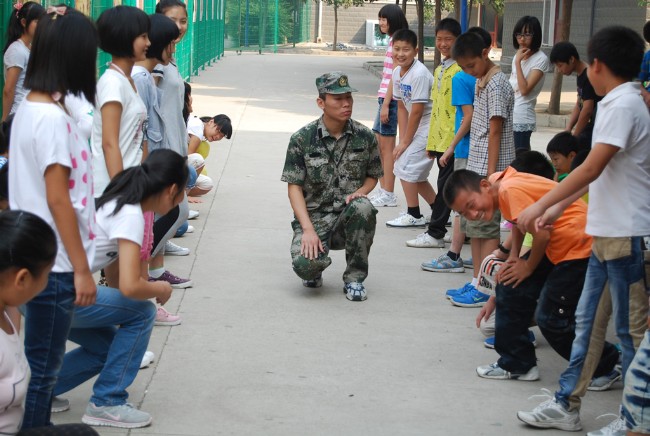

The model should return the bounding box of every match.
[290,197,377,283]
[281,117,383,213]
[315,72,358,94]
[282,117,382,283]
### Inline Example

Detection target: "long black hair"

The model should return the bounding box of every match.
[3,1,45,54]
[199,114,233,139]
[96,149,189,215]
[377,4,408,36]
[0,210,57,276]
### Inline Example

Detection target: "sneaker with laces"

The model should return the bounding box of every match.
[82,402,152,429]
[484,330,537,349]
[302,275,323,288]
[51,396,70,413]
[477,362,540,381]
[406,232,445,248]
[149,270,193,289]
[344,282,367,301]
[386,212,427,228]
[154,306,182,326]
[588,369,622,392]
[450,286,490,307]
[371,191,398,207]
[445,282,475,300]
[517,390,582,431]
[421,254,464,273]
[164,240,189,256]
[587,415,626,436]
[139,351,155,369]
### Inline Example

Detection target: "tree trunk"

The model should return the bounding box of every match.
[417,0,425,62]
[548,0,574,114]
[333,4,338,51]
[467,0,474,27]
[401,0,407,15]
[433,0,441,67]
[454,0,461,19]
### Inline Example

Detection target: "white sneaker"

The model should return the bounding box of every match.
[185,225,195,234]
[386,212,427,228]
[165,240,190,256]
[139,351,155,369]
[188,210,199,220]
[443,232,452,243]
[371,191,398,207]
[517,389,582,431]
[587,415,626,436]
[406,232,445,248]
[476,362,539,381]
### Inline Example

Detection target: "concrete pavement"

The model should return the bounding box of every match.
[53,53,622,435]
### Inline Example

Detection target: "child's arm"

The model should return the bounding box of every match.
[118,239,172,304]
[394,102,424,161]
[572,99,595,137]
[514,50,545,96]
[487,116,503,176]
[440,104,473,167]
[1,67,20,122]
[44,164,96,306]
[101,102,125,179]
[288,183,323,261]
[188,135,201,155]
[380,81,393,124]
[517,142,618,231]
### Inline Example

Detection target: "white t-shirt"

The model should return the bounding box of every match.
[91,199,144,272]
[587,82,650,237]
[509,50,549,127]
[0,313,29,436]
[91,69,146,197]
[65,93,94,143]
[392,59,433,137]
[3,40,30,116]
[9,101,96,273]
[187,115,205,141]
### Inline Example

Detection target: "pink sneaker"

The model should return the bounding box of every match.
[155,306,182,326]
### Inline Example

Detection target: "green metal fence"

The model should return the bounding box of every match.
[1,0,224,96]
[225,0,311,53]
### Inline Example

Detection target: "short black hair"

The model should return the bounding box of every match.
[510,151,555,180]
[512,15,543,52]
[199,114,233,139]
[571,149,589,171]
[392,28,417,49]
[546,131,579,157]
[452,32,485,59]
[25,8,98,104]
[97,6,150,58]
[155,0,187,14]
[467,26,492,48]
[549,41,580,64]
[443,169,484,208]
[587,25,645,81]
[436,18,461,37]
[377,4,408,36]
[643,21,650,43]
[183,81,192,124]
[147,13,179,62]
[0,209,57,276]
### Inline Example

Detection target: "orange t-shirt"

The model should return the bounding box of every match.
[490,167,592,264]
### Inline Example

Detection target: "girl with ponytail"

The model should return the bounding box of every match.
[52,149,188,429]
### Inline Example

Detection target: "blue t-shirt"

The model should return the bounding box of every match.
[451,71,476,159]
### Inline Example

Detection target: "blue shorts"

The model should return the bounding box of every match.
[372,97,397,136]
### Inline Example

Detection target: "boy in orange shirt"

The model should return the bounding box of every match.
[443,168,619,381]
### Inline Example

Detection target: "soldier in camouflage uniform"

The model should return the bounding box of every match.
[281,72,383,301]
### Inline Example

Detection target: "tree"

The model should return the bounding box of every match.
[548,0,573,114]
[319,0,365,51]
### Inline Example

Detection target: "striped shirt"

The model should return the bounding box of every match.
[377,38,393,98]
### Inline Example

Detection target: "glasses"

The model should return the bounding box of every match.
[515,33,534,39]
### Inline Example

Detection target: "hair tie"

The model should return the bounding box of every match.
[46,6,66,19]
[14,2,23,18]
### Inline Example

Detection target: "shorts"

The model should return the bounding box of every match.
[393,133,434,183]
[463,209,501,239]
[372,97,398,136]
[453,158,467,171]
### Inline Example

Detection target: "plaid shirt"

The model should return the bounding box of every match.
[467,70,516,176]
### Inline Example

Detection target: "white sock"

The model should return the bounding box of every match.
[149,267,165,279]
[471,277,479,287]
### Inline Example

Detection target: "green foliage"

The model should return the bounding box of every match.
[320,0,365,9]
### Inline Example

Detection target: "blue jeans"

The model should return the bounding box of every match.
[187,164,198,190]
[556,237,648,411]
[622,329,650,433]
[54,286,156,407]
[513,130,532,154]
[22,272,76,428]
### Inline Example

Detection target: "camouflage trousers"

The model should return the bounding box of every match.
[290,197,377,283]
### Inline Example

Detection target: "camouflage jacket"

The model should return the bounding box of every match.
[281,117,382,214]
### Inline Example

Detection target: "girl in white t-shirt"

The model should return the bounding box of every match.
[91,6,150,198]
[2,1,44,121]
[7,8,99,429]
[52,149,188,429]
[509,15,549,154]
[186,114,232,197]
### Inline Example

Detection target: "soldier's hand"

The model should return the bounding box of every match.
[345,192,366,204]
[301,229,324,260]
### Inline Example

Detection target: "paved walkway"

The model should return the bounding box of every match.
[54,53,621,435]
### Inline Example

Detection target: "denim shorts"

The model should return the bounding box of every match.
[372,97,397,136]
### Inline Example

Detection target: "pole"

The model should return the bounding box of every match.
[460,0,467,32]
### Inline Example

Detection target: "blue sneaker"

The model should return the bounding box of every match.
[421,254,464,273]
[450,285,490,307]
[445,282,474,300]
[484,330,537,349]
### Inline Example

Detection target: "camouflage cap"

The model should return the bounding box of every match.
[316,72,358,95]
